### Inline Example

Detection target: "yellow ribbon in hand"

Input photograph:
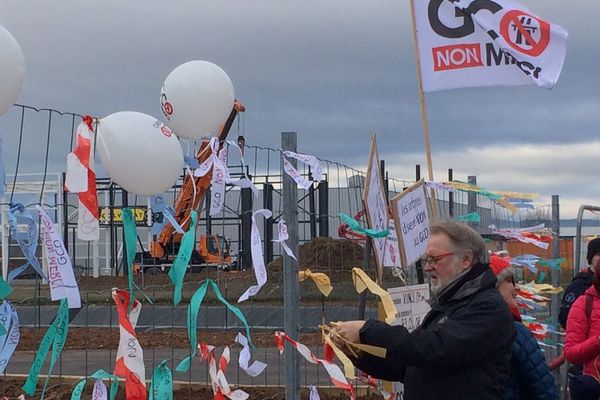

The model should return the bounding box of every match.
[299,269,333,297]
[352,268,397,324]
[321,327,356,379]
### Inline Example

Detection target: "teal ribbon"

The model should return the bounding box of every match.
[22,298,69,398]
[168,210,197,305]
[537,258,565,271]
[0,276,11,300]
[339,213,389,238]
[454,212,481,223]
[71,369,119,400]
[537,271,546,284]
[176,279,253,372]
[149,360,173,400]
[122,208,153,311]
[453,180,502,200]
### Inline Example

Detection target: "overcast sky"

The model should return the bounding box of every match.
[0,0,598,218]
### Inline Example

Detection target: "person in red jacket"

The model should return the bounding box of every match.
[564,257,600,399]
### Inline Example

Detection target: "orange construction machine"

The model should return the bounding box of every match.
[135,100,244,273]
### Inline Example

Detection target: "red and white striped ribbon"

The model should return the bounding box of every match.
[65,116,100,241]
[274,332,354,398]
[199,343,248,400]
[113,289,146,400]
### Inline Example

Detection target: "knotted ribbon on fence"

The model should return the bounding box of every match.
[149,360,173,400]
[281,150,323,190]
[177,279,253,373]
[7,203,48,282]
[167,210,197,305]
[238,209,272,303]
[22,298,69,398]
[339,213,388,239]
[352,268,396,324]
[0,300,19,374]
[273,219,296,260]
[37,205,81,308]
[274,331,354,399]
[113,289,146,400]
[122,208,152,311]
[299,269,333,297]
[200,343,249,400]
[65,116,100,241]
[234,332,267,377]
[71,369,119,400]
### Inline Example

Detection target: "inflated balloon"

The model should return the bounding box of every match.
[97,112,183,195]
[160,60,234,139]
[0,25,26,116]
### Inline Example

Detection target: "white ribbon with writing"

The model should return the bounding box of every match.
[195,138,259,215]
[210,145,230,216]
[282,156,313,190]
[0,300,20,375]
[37,206,81,309]
[238,209,272,303]
[282,151,324,182]
[234,332,267,377]
[273,220,297,260]
[92,379,108,400]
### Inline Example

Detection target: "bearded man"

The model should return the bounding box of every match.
[332,220,515,400]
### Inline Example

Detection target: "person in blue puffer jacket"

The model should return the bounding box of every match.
[490,254,558,400]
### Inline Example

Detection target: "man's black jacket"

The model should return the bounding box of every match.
[352,262,515,400]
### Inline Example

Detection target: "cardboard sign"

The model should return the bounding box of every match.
[391,180,431,268]
[388,283,431,332]
[362,135,389,281]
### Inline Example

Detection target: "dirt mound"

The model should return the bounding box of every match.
[268,237,367,272]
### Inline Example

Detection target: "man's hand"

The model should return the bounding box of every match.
[330,320,366,353]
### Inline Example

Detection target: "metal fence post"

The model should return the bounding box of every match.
[241,187,253,270]
[550,195,560,364]
[263,183,274,263]
[318,181,329,237]
[282,132,300,400]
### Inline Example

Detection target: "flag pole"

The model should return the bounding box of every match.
[409,0,438,218]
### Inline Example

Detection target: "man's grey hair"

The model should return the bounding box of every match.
[430,220,488,265]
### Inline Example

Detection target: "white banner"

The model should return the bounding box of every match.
[383,220,401,269]
[238,209,272,302]
[38,206,81,309]
[414,0,567,91]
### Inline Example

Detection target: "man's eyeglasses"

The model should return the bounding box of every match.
[421,252,454,266]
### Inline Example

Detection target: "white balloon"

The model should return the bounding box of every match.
[0,25,26,116]
[97,111,183,196]
[160,60,234,139]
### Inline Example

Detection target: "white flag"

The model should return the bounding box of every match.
[414,0,567,91]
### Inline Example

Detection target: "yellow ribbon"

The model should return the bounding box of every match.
[529,282,564,295]
[299,269,333,297]
[321,328,356,379]
[351,268,397,324]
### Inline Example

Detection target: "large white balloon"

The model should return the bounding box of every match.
[97,111,183,195]
[160,60,234,139]
[0,25,26,116]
